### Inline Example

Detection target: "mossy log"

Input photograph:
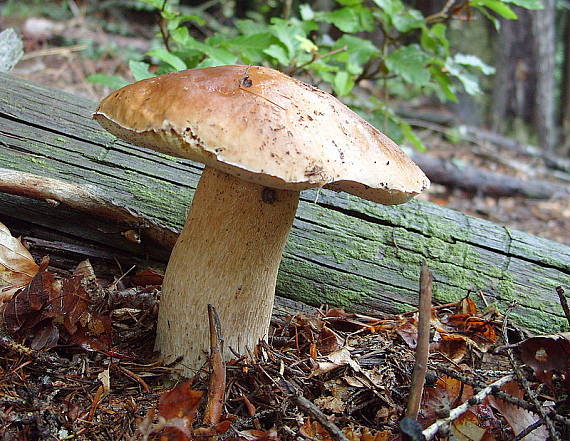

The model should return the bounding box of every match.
[0,73,569,333]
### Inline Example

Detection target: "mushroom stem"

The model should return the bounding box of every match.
[155,166,300,372]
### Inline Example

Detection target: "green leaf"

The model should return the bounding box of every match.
[452,53,495,75]
[129,60,154,81]
[372,0,403,16]
[295,35,318,53]
[420,23,449,56]
[146,48,187,71]
[137,0,166,10]
[337,0,363,5]
[269,19,298,58]
[446,62,481,95]
[333,71,355,96]
[263,44,290,65]
[235,19,269,35]
[335,35,380,75]
[322,7,361,33]
[86,74,129,89]
[299,4,314,20]
[392,9,424,32]
[385,45,431,85]
[430,66,458,102]
[503,0,543,9]
[471,0,518,19]
[225,33,277,50]
[400,122,426,152]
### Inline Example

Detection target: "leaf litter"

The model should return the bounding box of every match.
[0,221,568,440]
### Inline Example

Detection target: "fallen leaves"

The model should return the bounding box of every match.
[138,380,260,441]
[0,221,39,301]
[1,257,112,351]
[514,333,570,391]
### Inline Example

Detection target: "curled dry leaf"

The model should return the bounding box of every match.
[311,347,360,376]
[2,259,112,351]
[0,221,39,301]
[514,332,570,390]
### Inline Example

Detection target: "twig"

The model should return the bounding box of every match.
[434,363,570,427]
[158,0,171,52]
[117,365,151,393]
[422,374,514,440]
[203,304,226,427]
[293,394,350,441]
[512,419,545,441]
[21,44,87,60]
[405,262,433,419]
[288,46,348,75]
[502,311,561,441]
[555,286,570,327]
[425,0,459,23]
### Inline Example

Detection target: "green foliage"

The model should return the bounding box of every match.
[87,0,540,150]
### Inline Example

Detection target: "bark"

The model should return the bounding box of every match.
[560,11,570,154]
[531,0,557,152]
[0,72,569,334]
[492,4,557,152]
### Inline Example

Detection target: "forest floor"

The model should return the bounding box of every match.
[1,4,570,441]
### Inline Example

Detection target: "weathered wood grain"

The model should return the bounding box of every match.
[1,72,569,332]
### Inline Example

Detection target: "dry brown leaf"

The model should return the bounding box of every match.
[300,420,332,441]
[487,381,549,441]
[0,221,39,300]
[344,427,391,441]
[451,410,490,441]
[514,333,570,390]
[311,347,360,376]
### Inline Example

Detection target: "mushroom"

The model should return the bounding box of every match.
[93,65,429,373]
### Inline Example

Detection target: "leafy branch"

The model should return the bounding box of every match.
[88,0,544,151]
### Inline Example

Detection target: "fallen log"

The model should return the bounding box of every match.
[409,152,569,199]
[0,72,569,333]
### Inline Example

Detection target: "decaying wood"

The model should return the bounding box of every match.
[0,167,178,248]
[0,73,569,333]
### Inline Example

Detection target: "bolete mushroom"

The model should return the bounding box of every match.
[93,65,429,373]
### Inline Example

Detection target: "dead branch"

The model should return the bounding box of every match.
[556,286,570,327]
[405,263,433,420]
[502,311,561,441]
[409,152,568,199]
[203,304,226,427]
[293,394,350,441]
[422,374,514,440]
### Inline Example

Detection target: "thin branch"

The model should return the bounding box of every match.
[159,0,171,52]
[289,46,348,76]
[203,304,226,427]
[405,262,433,419]
[293,394,350,441]
[502,311,561,441]
[425,0,463,24]
[555,286,570,327]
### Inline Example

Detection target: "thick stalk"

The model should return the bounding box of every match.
[155,166,300,373]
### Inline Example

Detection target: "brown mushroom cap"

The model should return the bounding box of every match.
[94,65,429,204]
